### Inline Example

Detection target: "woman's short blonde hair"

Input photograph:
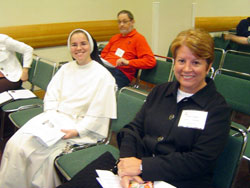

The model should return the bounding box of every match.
[170,28,214,66]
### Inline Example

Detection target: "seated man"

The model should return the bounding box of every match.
[101,10,156,89]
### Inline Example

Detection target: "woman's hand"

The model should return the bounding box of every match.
[61,129,79,139]
[120,175,144,188]
[20,68,29,81]
[118,157,142,177]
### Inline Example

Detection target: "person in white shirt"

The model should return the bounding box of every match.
[0,29,117,188]
[0,34,33,93]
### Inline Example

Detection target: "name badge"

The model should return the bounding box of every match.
[115,48,125,57]
[248,26,250,31]
[178,110,208,130]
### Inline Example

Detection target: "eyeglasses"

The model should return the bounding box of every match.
[117,20,131,25]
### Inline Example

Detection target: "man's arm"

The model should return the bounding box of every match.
[127,36,156,69]
[224,33,250,45]
[100,42,112,58]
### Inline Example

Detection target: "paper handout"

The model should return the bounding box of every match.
[0,91,13,105]
[0,89,37,105]
[100,58,116,68]
[8,89,36,100]
[23,120,66,147]
[95,169,176,188]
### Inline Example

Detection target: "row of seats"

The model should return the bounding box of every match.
[213,36,250,53]
[128,55,174,94]
[0,54,58,140]
[131,47,250,96]
[213,69,250,159]
[214,49,250,80]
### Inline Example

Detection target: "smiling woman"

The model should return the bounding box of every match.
[171,29,214,94]
[174,45,211,93]
[68,30,93,65]
[115,28,231,188]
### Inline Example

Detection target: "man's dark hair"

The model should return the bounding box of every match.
[247,17,250,24]
[117,10,134,21]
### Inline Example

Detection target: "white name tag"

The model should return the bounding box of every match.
[178,110,208,130]
[115,48,125,57]
[248,26,250,31]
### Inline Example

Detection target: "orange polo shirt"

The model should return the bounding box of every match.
[101,29,156,81]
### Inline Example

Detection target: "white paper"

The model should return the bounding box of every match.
[154,181,176,188]
[178,110,208,130]
[8,89,36,100]
[96,178,105,188]
[95,169,176,188]
[0,91,12,105]
[101,57,116,68]
[23,120,65,147]
[48,111,76,130]
[96,170,121,188]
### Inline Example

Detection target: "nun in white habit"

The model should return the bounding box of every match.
[0,29,117,188]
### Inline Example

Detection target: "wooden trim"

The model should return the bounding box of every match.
[0,20,119,48]
[195,16,249,32]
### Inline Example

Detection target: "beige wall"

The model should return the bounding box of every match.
[0,0,130,26]
[195,0,250,17]
[1,0,249,61]
[151,0,193,55]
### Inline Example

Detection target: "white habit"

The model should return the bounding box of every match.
[0,60,117,188]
